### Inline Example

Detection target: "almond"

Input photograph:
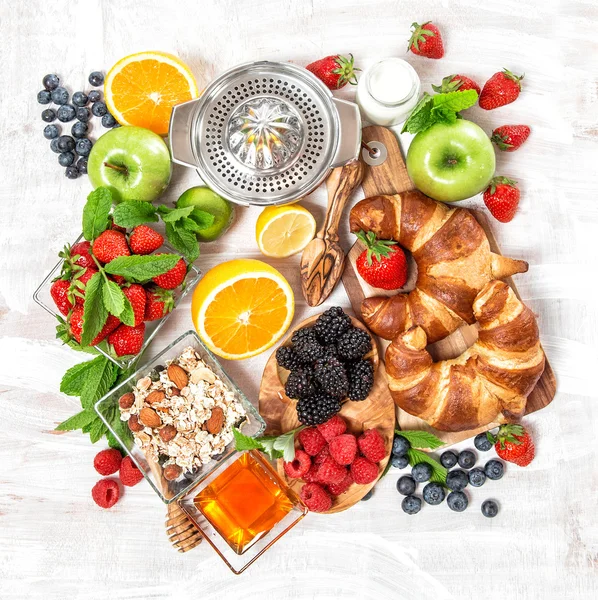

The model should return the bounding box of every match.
[146,390,165,405]
[128,414,144,432]
[167,364,188,389]
[169,387,180,397]
[158,425,177,443]
[139,407,161,428]
[164,464,182,481]
[119,392,135,409]
[205,406,224,434]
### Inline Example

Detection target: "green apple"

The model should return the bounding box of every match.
[406,120,495,202]
[176,187,235,242]
[88,126,172,203]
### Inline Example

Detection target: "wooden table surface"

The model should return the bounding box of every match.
[1,1,597,598]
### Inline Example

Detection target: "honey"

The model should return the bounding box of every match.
[194,451,294,555]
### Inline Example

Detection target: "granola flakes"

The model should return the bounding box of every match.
[119,346,246,475]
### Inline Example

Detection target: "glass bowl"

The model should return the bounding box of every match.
[32,235,201,369]
[94,330,266,504]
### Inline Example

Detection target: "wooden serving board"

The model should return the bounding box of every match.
[341,126,557,447]
[258,315,395,513]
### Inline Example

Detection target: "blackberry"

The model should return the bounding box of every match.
[337,327,372,361]
[284,369,315,400]
[313,306,351,344]
[276,346,302,372]
[296,393,340,426]
[347,359,374,401]
[291,327,325,364]
[314,355,348,398]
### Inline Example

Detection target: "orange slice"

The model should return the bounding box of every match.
[191,259,294,360]
[104,51,199,136]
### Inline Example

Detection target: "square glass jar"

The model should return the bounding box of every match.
[94,330,266,504]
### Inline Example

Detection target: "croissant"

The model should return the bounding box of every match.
[349,191,529,343]
[385,280,546,432]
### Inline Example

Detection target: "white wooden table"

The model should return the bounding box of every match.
[1,1,597,598]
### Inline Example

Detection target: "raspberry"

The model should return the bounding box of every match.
[302,464,320,483]
[283,450,311,479]
[328,434,358,465]
[314,445,330,465]
[317,414,347,441]
[119,456,144,487]
[93,448,122,476]
[327,471,354,496]
[351,457,379,484]
[298,427,327,456]
[300,483,332,513]
[91,479,120,509]
[316,456,347,485]
[358,428,387,463]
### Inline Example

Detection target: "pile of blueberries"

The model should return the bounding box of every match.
[37,71,118,179]
[391,432,503,517]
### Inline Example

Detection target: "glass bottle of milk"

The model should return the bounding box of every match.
[356,58,421,126]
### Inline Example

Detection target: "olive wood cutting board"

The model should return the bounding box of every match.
[341,125,557,447]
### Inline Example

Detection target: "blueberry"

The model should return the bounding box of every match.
[447,491,468,512]
[440,450,458,468]
[51,86,69,105]
[75,138,93,157]
[396,475,416,496]
[42,109,56,123]
[392,435,410,457]
[401,495,422,515]
[76,158,88,174]
[468,467,487,487]
[57,135,75,152]
[101,113,117,128]
[91,101,108,117]
[88,90,101,103]
[361,489,373,502]
[474,432,493,452]
[458,450,477,470]
[89,71,104,86]
[71,121,89,139]
[43,74,60,90]
[481,499,499,518]
[412,462,433,483]
[76,107,91,122]
[391,454,409,469]
[446,469,468,492]
[422,482,445,505]
[65,166,80,179]
[58,151,75,167]
[50,138,61,153]
[57,104,76,122]
[484,459,505,481]
[72,91,89,107]
[37,90,52,104]
[43,124,59,139]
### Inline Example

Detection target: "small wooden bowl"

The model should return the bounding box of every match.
[258,314,395,514]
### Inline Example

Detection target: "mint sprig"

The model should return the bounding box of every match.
[105,253,181,281]
[80,272,108,346]
[233,426,305,462]
[82,188,112,241]
[112,200,159,228]
[395,429,444,450]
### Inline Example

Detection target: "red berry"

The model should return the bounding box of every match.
[327,471,353,496]
[483,176,520,223]
[316,456,347,485]
[408,21,444,59]
[93,448,123,476]
[479,69,523,110]
[108,323,146,357]
[92,230,131,264]
[351,456,379,484]
[283,449,311,479]
[69,306,120,346]
[144,287,174,321]
[491,125,531,152]
[73,267,98,306]
[493,424,535,467]
[129,225,164,255]
[355,231,408,290]
[71,241,95,268]
[298,427,327,456]
[119,455,144,487]
[91,478,120,509]
[432,74,481,96]
[152,256,187,290]
[306,54,359,90]
[302,464,320,483]
[328,434,358,465]
[357,429,387,463]
[50,279,72,315]
[300,482,332,512]
[317,415,347,442]
[122,284,146,326]
[313,445,330,465]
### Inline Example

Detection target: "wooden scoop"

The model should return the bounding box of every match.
[300,160,365,306]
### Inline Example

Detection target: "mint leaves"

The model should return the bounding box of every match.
[80,272,108,346]
[233,426,305,462]
[402,89,478,135]
[83,188,112,241]
[406,448,448,485]
[396,429,444,450]
[112,201,159,228]
[105,253,181,281]
[396,429,447,485]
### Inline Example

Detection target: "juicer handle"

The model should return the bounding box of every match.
[330,98,362,168]
[168,98,201,169]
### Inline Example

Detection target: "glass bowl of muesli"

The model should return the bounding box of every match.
[94,330,266,503]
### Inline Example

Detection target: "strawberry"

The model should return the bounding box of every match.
[109,218,127,234]
[50,279,73,315]
[122,284,146,326]
[152,256,187,290]
[144,287,174,321]
[72,267,98,306]
[432,74,481,96]
[479,68,524,110]
[491,424,535,467]
[483,177,520,223]
[129,225,164,255]
[70,241,95,269]
[111,275,126,285]
[491,125,531,152]
[108,323,146,357]
[92,230,131,264]
[355,230,408,290]
[306,54,359,90]
[408,21,444,59]
[69,305,121,346]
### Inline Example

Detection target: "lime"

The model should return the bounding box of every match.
[176,187,235,242]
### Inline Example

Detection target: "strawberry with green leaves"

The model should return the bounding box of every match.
[122,284,146,326]
[491,125,531,152]
[432,74,481,96]
[408,22,444,59]
[479,69,524,110]
[50,279,73,316]
[144,287,174,321]
[355,231,408,290]
[108,323,146,357]
[306,54,360,90]
[489,424,535,467]
[152,256,187,290]
[69,305,121,346]
[92,229,131,264]
[129,225,164,255]
[483,177,520,223]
